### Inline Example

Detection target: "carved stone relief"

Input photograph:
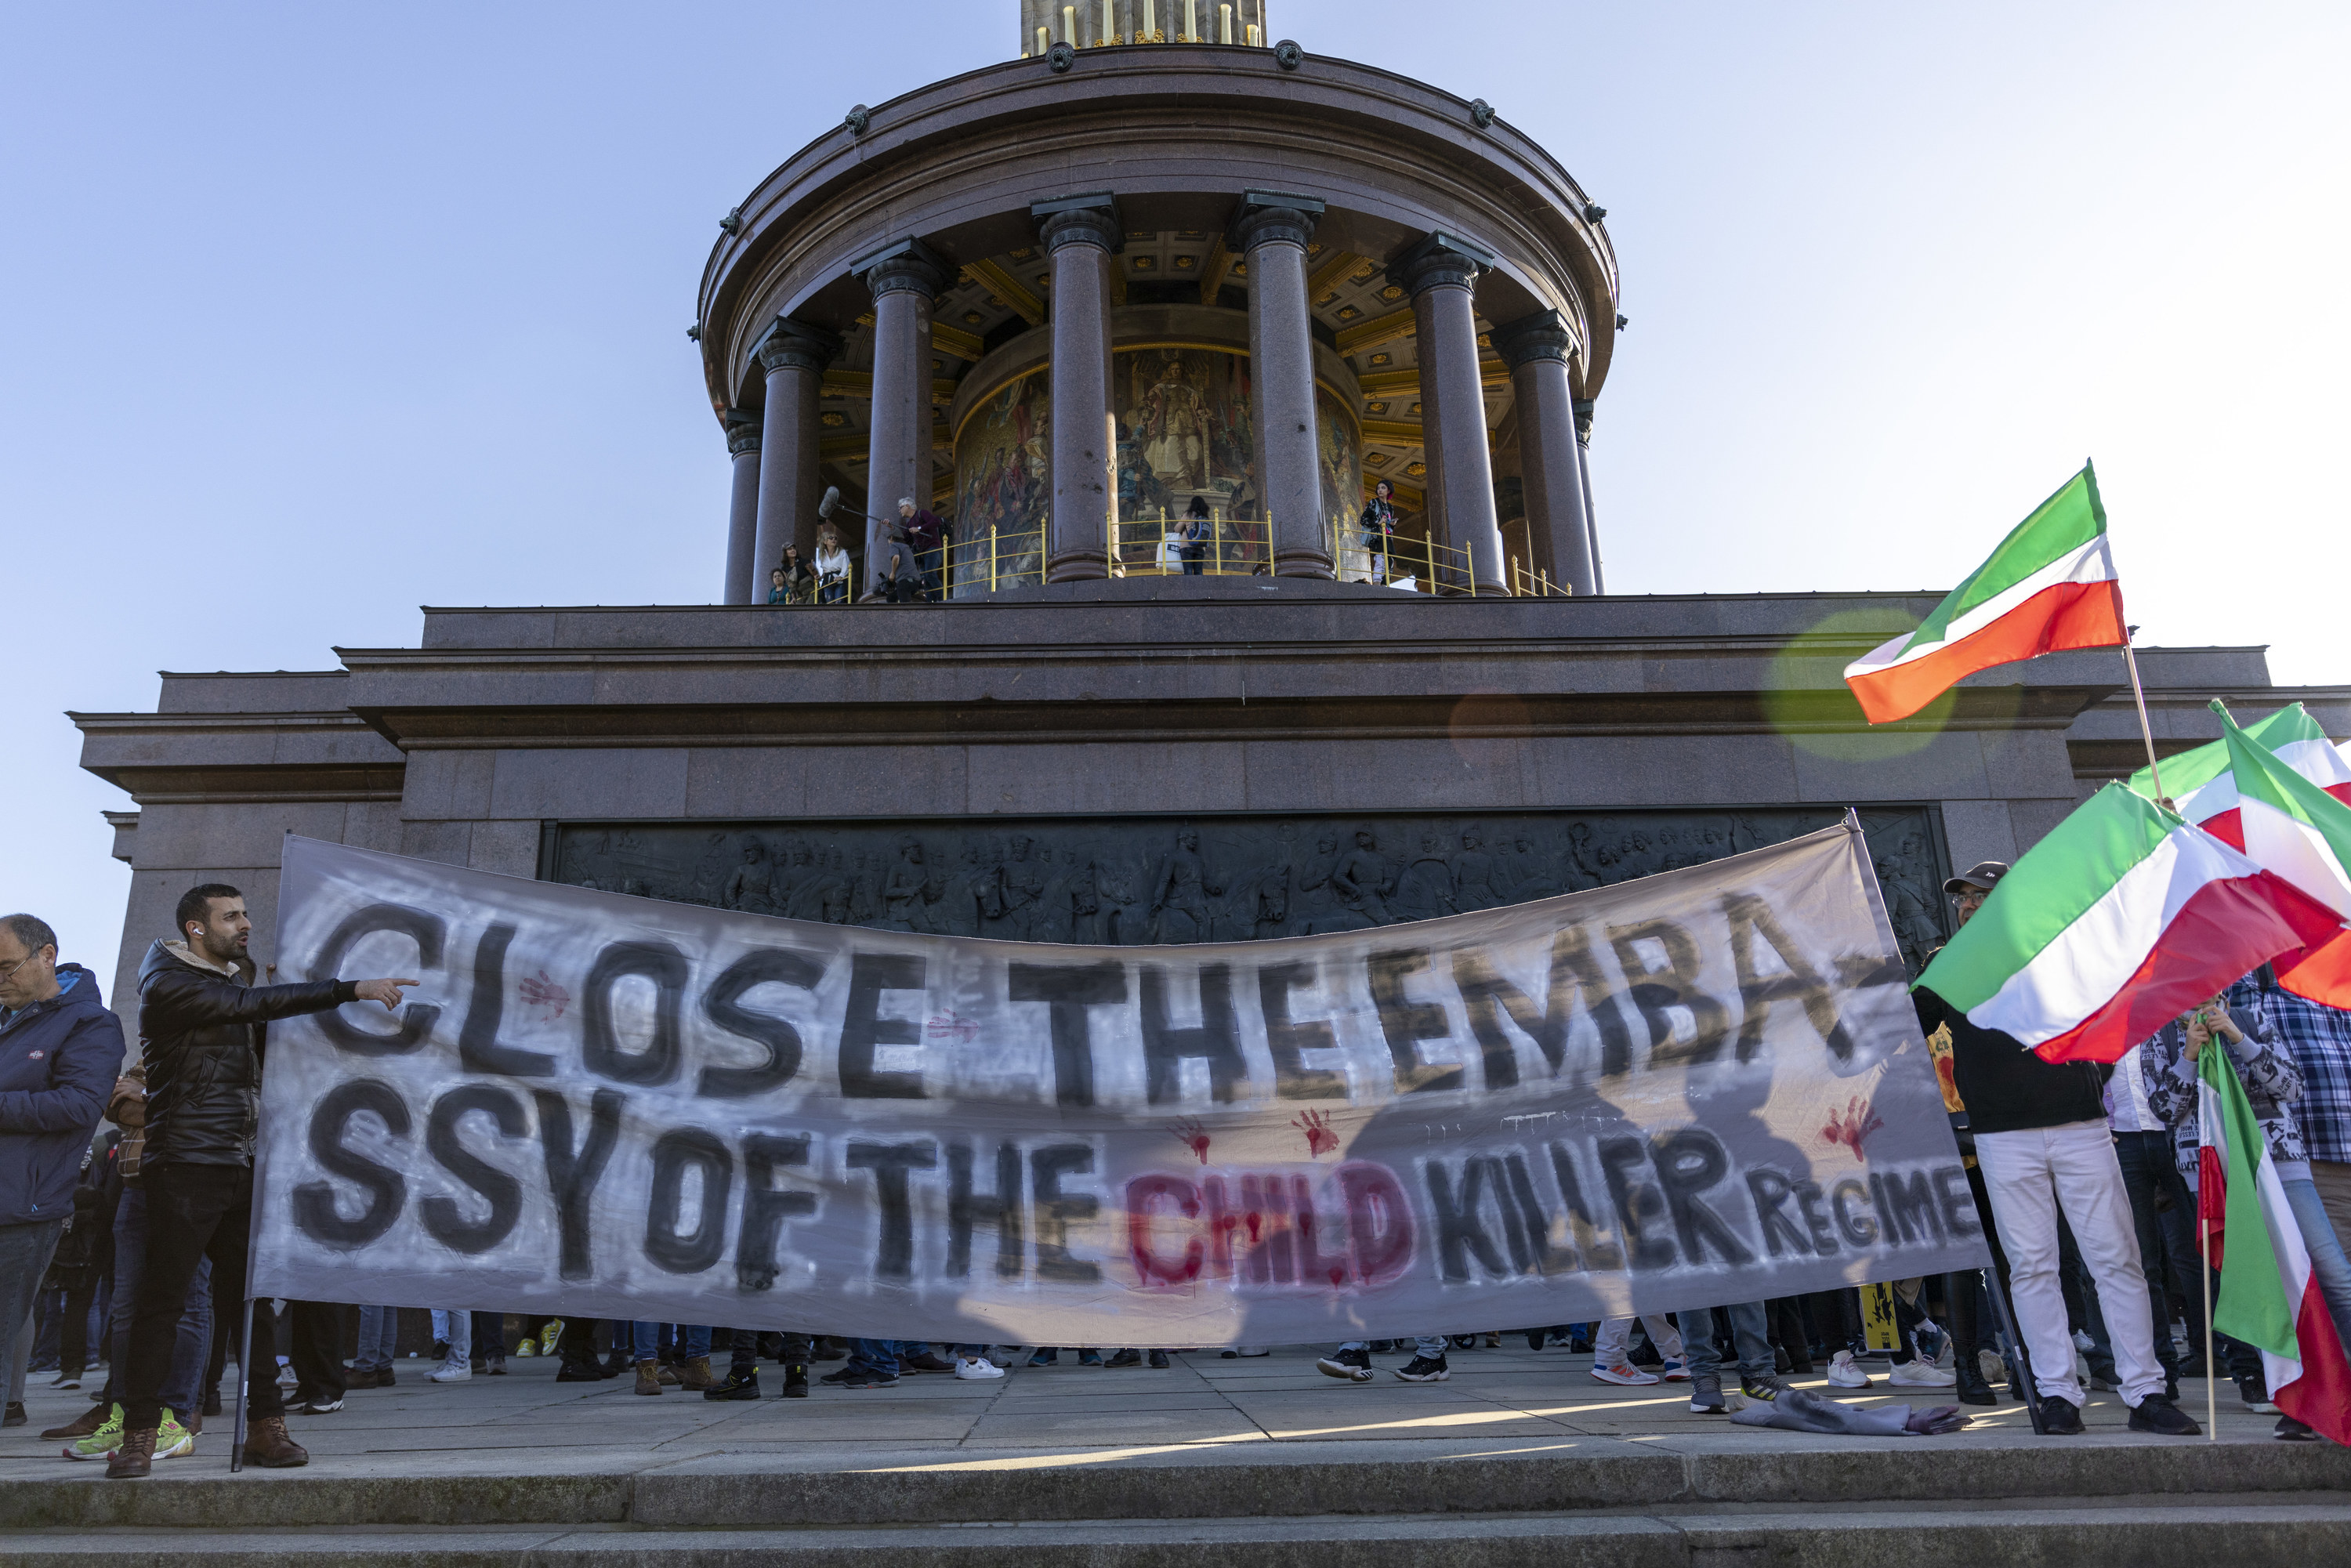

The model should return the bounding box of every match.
[544,806,1954,972]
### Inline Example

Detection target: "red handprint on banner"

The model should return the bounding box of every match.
[1291,1108,1339,1158]
[518,972,571,1022]
[1168,1117,1211,1165]
[1821,1095,1886,1161]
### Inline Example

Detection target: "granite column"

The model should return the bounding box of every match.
[856,240,950,587]
[1574,397,1605,594]
[722,411,763,603]
[1493,310,1593,596]
[1393,234,1505,595]
[752,320,839,598]
[1033,196,1120,583]
[1238,192,1334,578]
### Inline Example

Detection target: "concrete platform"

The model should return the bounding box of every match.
[5,1342,2346,1566]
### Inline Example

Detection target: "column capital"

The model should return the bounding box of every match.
[1492,308,1577,370]
[1387,230,1497,297]
[724,409,763,458]
[1572,397,1596,444]
[1031,192,1123,254]
[755,318,842,377]
[852,237,951,301]
[1232,189,1326,252]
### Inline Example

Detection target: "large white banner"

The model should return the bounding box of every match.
[252,823,1985,1346]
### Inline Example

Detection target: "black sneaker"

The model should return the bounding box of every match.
[2040,1396,2085,1435]
[1105,1349,1142,1367]
[296,1396,343,1415]
[1368,1340,1397,1353]
[1,1403,24,1429]
[1317,1348,1375,1382]
[782,1365,809,1399]
[2128,1394,2201,1436]
[1739,1373,1791,1403]
[703,1368,761,1401]
[900,1352,958,1374]
[1148,1350,1170,1369]
[1078,1349,1104,1367]
[1954,1360,1998,1407]
[202,1389,223,1418]
[2277,1414,2320,1441]
[1688,1374,1726,1414]
[555,1360,605,1382]
[1393,1355,1451,1383]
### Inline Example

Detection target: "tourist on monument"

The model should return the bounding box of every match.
[1178,496,1212,575]
[874,521,924,603]
[813,523,853,604]
[773,545,815,603]
[1679,1302,1789,1414]
[1911,862,2198,1437]
[1359,478,1398,584]
[2146,983,2351,1439]
[898,497,946,578]
[0,913,118,1436]
[105,884,418,1479]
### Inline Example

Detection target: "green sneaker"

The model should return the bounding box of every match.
[155,1413,194,1460]
[63,1404,124,1461]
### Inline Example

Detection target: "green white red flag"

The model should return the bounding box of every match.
[2212,707,2351,1008]
[2127,702,2351,850]
[2200,1041,2351,1445]
[1912,783,2338,1063]
[1844,465,2126,725]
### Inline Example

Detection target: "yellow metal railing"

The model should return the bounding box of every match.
[767,517,1571,603]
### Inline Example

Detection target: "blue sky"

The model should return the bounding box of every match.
[5,1,2346,992]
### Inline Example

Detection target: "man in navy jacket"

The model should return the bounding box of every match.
[0,912,120,1428]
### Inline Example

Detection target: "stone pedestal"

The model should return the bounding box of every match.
[1034,197,1121,583]
[1494,310,1593,596]
[1238,194,1333,579]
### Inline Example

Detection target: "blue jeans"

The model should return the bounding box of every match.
[848,1338,901,1377]
[1679,1302,1774,1383]
[2287,1178,2351,1358]
[1,1218,66,1407]
[100,1189,211,1415]
[355,1306,400,1373]
[631,1323,712,1360]
[1338,1336,1447,1358]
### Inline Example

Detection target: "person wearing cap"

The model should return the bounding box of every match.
[897,498,945,592]
[1911,861,2198,1438]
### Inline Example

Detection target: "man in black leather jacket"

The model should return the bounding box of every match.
[108,883,414,1479]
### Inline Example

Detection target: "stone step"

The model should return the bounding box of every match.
[5,1501,2351,1568]
[4,1439,2347,1531]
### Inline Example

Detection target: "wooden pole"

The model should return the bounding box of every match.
[2122,625,2170,806]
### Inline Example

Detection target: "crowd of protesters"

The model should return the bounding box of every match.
[8,859,2351,1477]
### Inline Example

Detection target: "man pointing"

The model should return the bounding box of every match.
[107,883,416,1479]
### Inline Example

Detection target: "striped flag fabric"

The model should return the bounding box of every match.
[1912,783,2339,1063]
[2216,708,2351,1009]
[1844,465,2126,725]
[2201,1041,2351,1445]
[2127,702,2351,849]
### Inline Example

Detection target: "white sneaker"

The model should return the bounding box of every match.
[1825,1350,1872,1389]
[429,1363,472,1382]
[955,1356,1005,1380]
[1591,1361,1661,1386]
[1657,1357,1691,1382]
[1889,1358,1956,1388]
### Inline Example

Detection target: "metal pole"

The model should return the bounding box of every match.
[2121,625,2169,806]
[1980,1261,2045,1435]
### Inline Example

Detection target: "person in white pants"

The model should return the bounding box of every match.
[1591,1316,1687,1385]
[1913,860,2197,1437]
[428,1309,471,1382]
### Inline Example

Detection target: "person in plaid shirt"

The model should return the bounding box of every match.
[2233,972,2351,1248]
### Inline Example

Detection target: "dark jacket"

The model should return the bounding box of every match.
[1914,983,2110,1135]
[0,963,121,1226]
[136,940,356,1169]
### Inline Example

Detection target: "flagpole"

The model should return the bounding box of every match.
[2197,1069,2217,1443]
[2121,624,2169,808]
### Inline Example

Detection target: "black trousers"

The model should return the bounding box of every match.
[288,1302,346,1403]
[124,1163,280,1430]
[470,1311,505,1363]
[56,1267,100,1377]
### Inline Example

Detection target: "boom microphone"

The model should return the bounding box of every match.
[818,485,841,520]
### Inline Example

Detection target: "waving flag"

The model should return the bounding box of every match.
[1844,464,2125,725]
[1913,783,2338,1063]
[2215,708,2351,1007]
[2201,1044,2351,1444]
[2126,702,2351,849]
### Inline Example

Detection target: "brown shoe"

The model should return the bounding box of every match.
[242,1415,309,1468]
[374,1367,398,1388]
[635,1359,664,1396]
[106,1427,157,1479]
[677,1356,719,1391]
[42,1400,114,1441]
[657,1363,680,1386]
[183,1410,203,1436]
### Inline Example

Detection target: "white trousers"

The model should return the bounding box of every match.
[1975,1120,2165,1406]
[1593,1315,1684,1367]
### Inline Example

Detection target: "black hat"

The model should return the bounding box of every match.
[1943,860,2009,895]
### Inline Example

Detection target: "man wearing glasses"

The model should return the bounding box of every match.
[0,914,120,1431]
[1914,862,2197,1437]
